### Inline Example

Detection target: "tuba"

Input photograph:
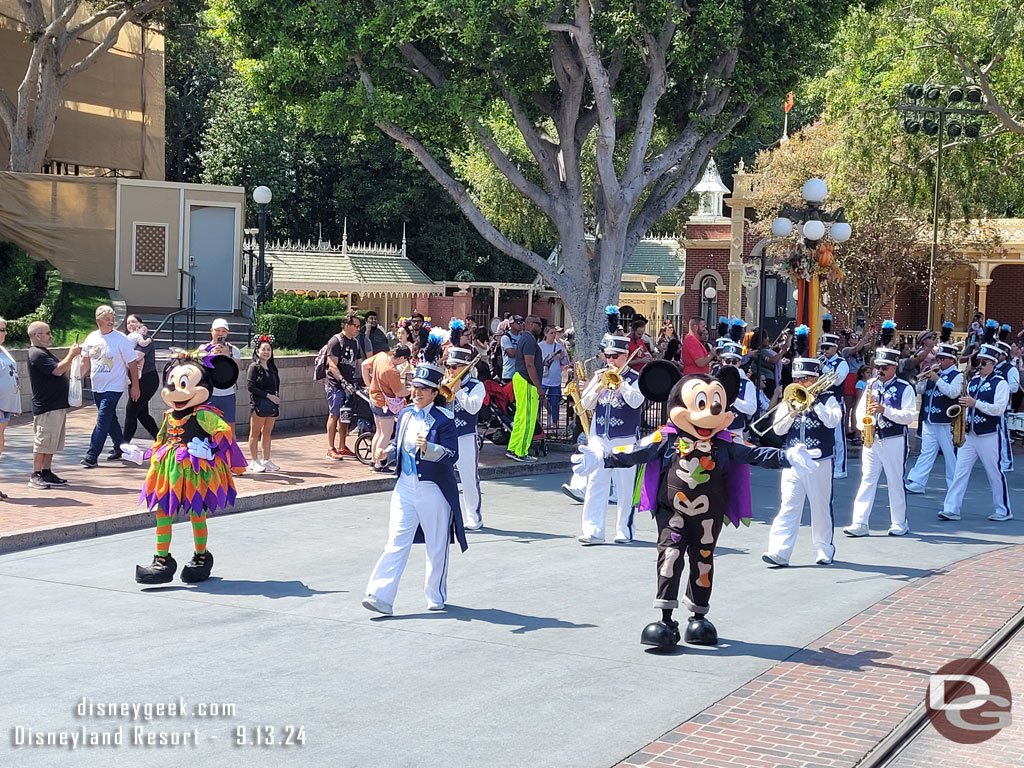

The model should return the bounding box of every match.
[861,385,876,448]
[439,353,482,401]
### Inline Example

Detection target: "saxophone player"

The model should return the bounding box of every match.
[905,335,963,494]
[843,347,917,537]
[940,343,1013,522]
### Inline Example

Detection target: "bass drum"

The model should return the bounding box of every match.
[639,359,682,403]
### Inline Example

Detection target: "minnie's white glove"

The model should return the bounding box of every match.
[186,437,214,461]
[119,443,146,465]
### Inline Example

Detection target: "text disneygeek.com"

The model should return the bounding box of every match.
[10,697,306,750]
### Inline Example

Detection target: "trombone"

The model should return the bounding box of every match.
[439,353,483,401]
[597,347,642,390]
[750,369,839,437]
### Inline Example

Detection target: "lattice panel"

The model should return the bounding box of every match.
[134,224,166,274]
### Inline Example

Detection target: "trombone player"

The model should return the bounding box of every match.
[762,327,843,567]
[905,337,963,494]
[444,343,486,531]
[577,334,645,545]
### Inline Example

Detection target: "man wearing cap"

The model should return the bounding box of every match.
[362,341,467,615]
[720,342,756,439]
[818,319,850,479]
[500,315,524,384]
[994,330,1019,472]
[843,347,917,537]
[905,342,963,494]
[445,345,486,530]
[200,319,241,423]
[940,344,1012,521]
[577,334,645,544]
[763,354,843,566]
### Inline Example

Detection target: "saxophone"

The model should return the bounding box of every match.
[949,368,968,448]
[861,384,876,448]
[565,361,592,438]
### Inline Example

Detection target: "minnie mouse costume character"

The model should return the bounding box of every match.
[130,351,246,585]
[575,367,815,651]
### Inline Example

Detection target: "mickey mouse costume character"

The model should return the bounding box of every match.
[129,351,246,585]
[575,367,816,651]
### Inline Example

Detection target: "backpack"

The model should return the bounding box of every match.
[314,334,341,381]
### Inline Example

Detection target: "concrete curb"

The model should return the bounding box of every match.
[0,458,572,555]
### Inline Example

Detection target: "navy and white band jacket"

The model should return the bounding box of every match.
[856,376,916,441]
[581,367,644,439]
[772,392,842,460]
[821,353,850,405]
[916,366,963,425]
[389,403,468,552]
[451,376,485,437]
[995,362,1020,410]
[967,373,1010,436]
[729,374,757,432]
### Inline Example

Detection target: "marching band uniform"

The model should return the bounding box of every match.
[579,334,644,544]
[721,343,756,439]
[995,336,1019,472]
[446,347,486,530]
[363,339,468,615]
[940,343,1012,522]
[905,342,962,494]
[764,354,843,566]
[819,320,850,479]
[844,347,916,537]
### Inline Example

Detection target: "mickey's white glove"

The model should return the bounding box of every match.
[785,444,818,476]
[570,443,603,477]
[186,437,214,461]
[119,443,146,465]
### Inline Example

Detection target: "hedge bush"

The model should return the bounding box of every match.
[6,268,64,343]
[259,294,346,318]
[297,315,344,345]
[254,313,299,348]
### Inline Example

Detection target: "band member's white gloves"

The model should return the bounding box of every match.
[570,443,603,477]
[785,444,818,477]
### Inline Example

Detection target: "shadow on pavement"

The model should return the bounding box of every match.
[392,605,598,634]
[142,577,343,599]
[790,647,935,677]
[473,527,571,543]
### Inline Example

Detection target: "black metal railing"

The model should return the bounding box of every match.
[536,393,666,444]
[150,305,197,349]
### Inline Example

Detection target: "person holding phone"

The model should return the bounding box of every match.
[200,319,241,423]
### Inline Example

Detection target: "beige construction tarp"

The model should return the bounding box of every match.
[0,1,165,179]
[0,172,116,286]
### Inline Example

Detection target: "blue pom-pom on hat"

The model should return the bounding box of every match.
[606,305,619,315]
[882,320,896,329]
[986,318,999,329]
[795,324,810,335]
[942,321,954,329]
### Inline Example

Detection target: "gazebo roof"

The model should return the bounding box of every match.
[256,236,442,297]
[692,157,729,195]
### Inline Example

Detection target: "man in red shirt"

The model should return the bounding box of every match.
[681,317,717,374]
[626,319,653,371]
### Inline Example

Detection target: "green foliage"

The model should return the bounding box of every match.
[259,294,347,317]
[47,282,110,348]
[296,315,345,345]
[0,243,46,319]
[254,313,299,348]
[6,269,64,344]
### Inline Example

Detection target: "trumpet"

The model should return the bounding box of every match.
[599,347,642,390]
[751,369,838,436]
[439,353,482,401]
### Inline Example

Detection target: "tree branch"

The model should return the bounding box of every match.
[61,0,167,80]
[495,76,563,192]
[398,42,446,88]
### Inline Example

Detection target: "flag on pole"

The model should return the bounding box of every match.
[781,92,794,143]
[784,92,794,113]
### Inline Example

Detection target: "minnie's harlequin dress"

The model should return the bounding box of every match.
[141,405,247,515]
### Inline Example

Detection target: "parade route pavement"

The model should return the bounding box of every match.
[2,458,1021,767]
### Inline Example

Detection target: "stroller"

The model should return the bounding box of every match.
[478,379,513,446]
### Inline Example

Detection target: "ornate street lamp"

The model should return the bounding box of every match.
[895,83,987,326]
[252,185,272,311]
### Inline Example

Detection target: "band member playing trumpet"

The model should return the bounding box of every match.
[843,346,916,537]
[905,332,962,494]
[763,327,843,566]
[940,343,1013,522]
[444,342,486,530]
[578,334,645,545]
[818,314,850,479]
[995,326,1020,473]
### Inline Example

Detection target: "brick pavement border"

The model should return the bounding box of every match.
[615,543,1024,768]
[0,457,571,555]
